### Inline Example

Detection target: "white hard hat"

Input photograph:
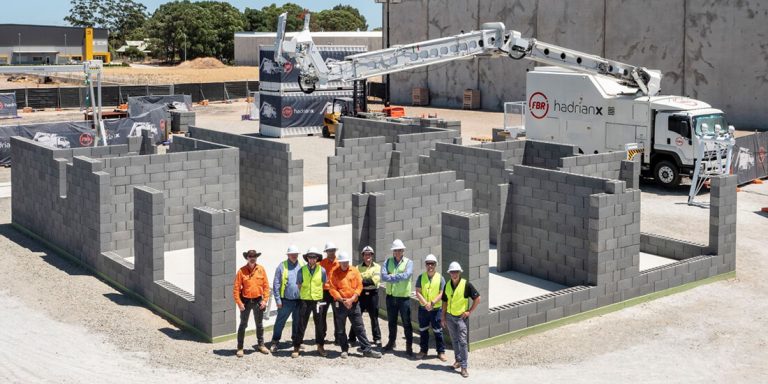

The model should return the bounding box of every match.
[303,247,323,262]
[391,239,406,250]
[361,245,375,254]
[324,241,337,251]
[425,254,438,264]
[286,245,300,255]
[337,251,351,263]
[447,261,463,272]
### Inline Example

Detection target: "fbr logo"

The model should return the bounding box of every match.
[528,92,549,119]
[0,102,4,110]
[282,106,294,119]
[283,61,293,74]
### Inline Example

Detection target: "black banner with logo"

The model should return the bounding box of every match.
[0,93,18,119]
[259,91,353,128]
[732,132,768,184]
[0,121,95,165]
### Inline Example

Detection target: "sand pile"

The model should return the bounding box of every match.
[177,57,226,69]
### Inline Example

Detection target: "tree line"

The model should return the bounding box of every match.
[65,0,370,63]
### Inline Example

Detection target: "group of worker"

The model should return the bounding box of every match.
[232,239,481,378]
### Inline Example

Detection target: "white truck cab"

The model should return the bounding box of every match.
[526,67,733,186]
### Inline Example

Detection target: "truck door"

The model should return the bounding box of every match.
[655,113,695,167]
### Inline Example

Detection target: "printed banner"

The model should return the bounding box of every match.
[0,93,18,119]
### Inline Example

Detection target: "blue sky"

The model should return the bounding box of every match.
[0,0,382,29]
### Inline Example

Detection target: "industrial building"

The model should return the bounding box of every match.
[234,30,381,66]
[0,24,109,65]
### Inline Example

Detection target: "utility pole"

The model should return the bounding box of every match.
[17,33,21,64]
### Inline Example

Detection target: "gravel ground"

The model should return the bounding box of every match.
[1,179,767,383]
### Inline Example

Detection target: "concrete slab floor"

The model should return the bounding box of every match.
[639,252,677,271]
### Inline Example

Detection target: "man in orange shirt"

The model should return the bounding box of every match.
[319,241,339,345]
[329,251,382,359]
[233,249,271,358]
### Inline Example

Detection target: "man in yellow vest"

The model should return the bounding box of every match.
[348,245,381,346]
[414,254,446,361]
[269,245,303,353]
[441,262,481,378]
[381,239,414,356]
[293,247,328,358]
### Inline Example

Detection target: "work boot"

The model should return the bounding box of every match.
[291,347,300,359]
[257,344,270,355]
[340,351,348,359]
[317,344,328,357]
[415,351,427,359]
[438,353,447,362]
[452,361,461,369]
[269,342,279,354]
[383,341,395,352]
[405,345,413,357]
[363,350,382,359]
[460,368,469,378]
[236,349,244,358]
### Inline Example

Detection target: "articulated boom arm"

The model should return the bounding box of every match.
[275,13,662,96]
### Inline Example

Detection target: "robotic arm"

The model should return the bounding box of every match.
[275,13,662,96]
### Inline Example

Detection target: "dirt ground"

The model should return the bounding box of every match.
[1,179,766,383]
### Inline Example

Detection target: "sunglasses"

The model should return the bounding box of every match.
[425,262,436,266]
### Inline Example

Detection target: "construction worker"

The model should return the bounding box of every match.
[414,254,446,361]
[233,250,271,358]
[269,245,303,353]
[348,245,381,347]
[329,251,382,359]
[381,239,414,356]
[294,247,328,358]
[441,262,481,378]
[319,241,339,345]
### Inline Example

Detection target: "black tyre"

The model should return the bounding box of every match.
[654,160,681,187]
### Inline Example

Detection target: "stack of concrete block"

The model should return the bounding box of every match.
[170,110,196,133]
[327,137,393,226]
[133,186,165,300]
[708,174,738,272]
[352,171,473,278]
[193,207,238,338]
[441,211,490,341]
[419,142,512,243]
[188,127,304,232]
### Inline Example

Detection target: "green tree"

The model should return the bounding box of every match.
[312,9,367,31]
[244,3,306,32]
[65,0,147,49]
[124,46,145,62]
[197,1,246,61]
[331,4,368,30]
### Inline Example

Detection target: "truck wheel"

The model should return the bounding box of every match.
[322,126,330,138]
[654,160,681,187]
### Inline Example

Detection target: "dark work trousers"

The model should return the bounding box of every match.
[417,306,445,354]
[348,289,381,343]
[334,301,373,353]
[295,299,326,348]
[237,296,265,349]
[385,295,413,347]
[319,290,337,342]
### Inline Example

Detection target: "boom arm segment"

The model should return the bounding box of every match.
[275,13,662,96]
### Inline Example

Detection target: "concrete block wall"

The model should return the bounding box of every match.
[558,151,627,180]
[441,211,491,341]
[521,140,578,169]
[188,127,304,232]
[352,171,473,278]
[419,142,512,243]
[327,137,393,226]
[102,136,239,255]
[12,137,239,340]
[640,233,708,261]
[499,165,640,287]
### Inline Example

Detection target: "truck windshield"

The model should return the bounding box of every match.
[693,114,728,136]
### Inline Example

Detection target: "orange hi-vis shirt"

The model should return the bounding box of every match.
[233,263,270,307]
[319,257,339,290]
[329,266,363,302]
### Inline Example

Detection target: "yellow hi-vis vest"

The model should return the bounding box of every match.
[444,278,469,316]
[280,259,304,297]
[419,272,442,309]
[385,256,412,297]
[299,265,323,301]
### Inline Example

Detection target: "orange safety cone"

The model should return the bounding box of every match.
[762,207,768,213]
